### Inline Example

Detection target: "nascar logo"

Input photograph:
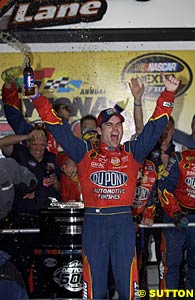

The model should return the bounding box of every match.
[121,52,192,100]
[185,177,195,189]
[90,171,128,187]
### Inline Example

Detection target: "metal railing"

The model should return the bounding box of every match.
[1,222,195,234]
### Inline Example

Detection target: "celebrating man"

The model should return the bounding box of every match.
[29,73,179,300]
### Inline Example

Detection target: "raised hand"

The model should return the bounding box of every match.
[27,129,45,141]
[161,72,180,92]
[22,83,39,98]
[129,77,145,101]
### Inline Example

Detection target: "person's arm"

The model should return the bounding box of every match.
[158,153,189,229]
[0,134,30,148]
[158,152,181,217]
[115,79,144,136]
[2,78,32,134]
[129,77,144,136]
[173,128,195,149]
[2,77,21,108]
[11,158,37,185]
[1,135,27,157]
[130,73,180,163]
[5,157,38,200]
[1,130,46,156]
[29,85,87,163]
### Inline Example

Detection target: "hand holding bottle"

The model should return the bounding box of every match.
[23,56,35,96]
[43,166,57,187]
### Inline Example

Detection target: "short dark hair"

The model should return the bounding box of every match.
[80,114,97,128]
[52,103,71,114]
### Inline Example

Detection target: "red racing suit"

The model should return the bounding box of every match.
[32,90,174,208]
[158,149,195,290]
[31,90,175,300]
[158,149,195,216]
[133,159,157,218]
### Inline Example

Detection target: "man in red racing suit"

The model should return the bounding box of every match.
[158,148,195,292]
[29,74,179,300]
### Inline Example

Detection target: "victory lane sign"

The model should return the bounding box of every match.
[3,0,108,29]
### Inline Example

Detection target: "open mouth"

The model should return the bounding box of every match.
[111,133,119,143]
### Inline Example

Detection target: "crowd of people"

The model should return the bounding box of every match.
[0,70,194,300]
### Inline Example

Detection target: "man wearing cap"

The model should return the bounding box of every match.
[29,73,179,300]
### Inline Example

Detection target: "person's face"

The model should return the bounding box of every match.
[81,119,97,132]
[58,105,71,121]
[159,120,174,145]
[28,135,47,162]
[98,115,123,148]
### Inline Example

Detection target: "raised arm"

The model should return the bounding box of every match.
[130,73,180,163]
[4,157,38,200]
[129,77,145,136]
[26,85,86,163]
[1,129,46,156]
[2,77,32,134]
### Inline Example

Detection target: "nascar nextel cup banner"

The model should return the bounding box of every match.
[0,50,194,140]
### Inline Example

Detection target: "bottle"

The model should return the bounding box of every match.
[23,57,35,96]
[1,65,23,82]
[43,167,53,187]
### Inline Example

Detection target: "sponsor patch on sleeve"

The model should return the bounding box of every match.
[163,101,174,108]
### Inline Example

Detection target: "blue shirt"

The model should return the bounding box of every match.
[173,129,195,149]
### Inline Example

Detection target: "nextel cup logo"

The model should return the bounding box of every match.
[121,53,193,101]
